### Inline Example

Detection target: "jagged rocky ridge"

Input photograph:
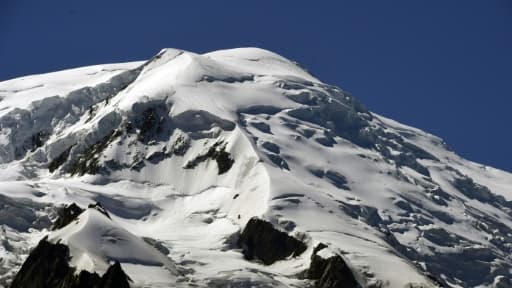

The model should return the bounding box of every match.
[306,243,359,288]
[10,238,131,288]
[0,47,511,287]
[11,203,131,288]
[10,202,174,288]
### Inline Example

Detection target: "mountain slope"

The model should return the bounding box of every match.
[0,47,511,288]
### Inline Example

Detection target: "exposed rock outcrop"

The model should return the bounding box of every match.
[52,203,84,230]
[98,261,131,288]
[306,243,359,288]
[10,237,131,288]
[87,202,111,219]
[184,141,234,174]
[238,217,307,265]
[11,237,75,288]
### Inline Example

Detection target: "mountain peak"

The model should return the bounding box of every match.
[1,48,511,287]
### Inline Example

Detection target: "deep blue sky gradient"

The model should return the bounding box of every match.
[1,1,511,171]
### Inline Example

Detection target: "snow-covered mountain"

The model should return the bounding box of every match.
[0,47,511,288]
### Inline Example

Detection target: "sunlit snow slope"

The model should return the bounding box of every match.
[0,48,511,288]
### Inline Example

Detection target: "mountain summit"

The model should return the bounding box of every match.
[0,48,511,287]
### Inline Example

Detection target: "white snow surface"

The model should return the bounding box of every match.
[48,208,178,275]
[0,47,511,288]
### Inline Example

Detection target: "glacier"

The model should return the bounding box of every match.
[0,47,511,287]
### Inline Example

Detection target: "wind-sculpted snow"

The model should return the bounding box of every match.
[1,47,511,287]
[48,208,178,273]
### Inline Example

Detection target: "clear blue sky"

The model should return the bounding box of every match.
[1,1,511,172]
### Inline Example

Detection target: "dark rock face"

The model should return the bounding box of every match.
[69,129,122,176]
[98,261,131,288]
[88,202,111,219]
[132,103,171,144]
[238,217,307,265]
[452,176,512,209]
[52,203,84,230]
[184,141,234,175]
[307,243,359,288]
[11,237,75,288]
[213,147,235,174]
[73,271,102,288]
[48,146,73,173]
[11,238,131,288]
